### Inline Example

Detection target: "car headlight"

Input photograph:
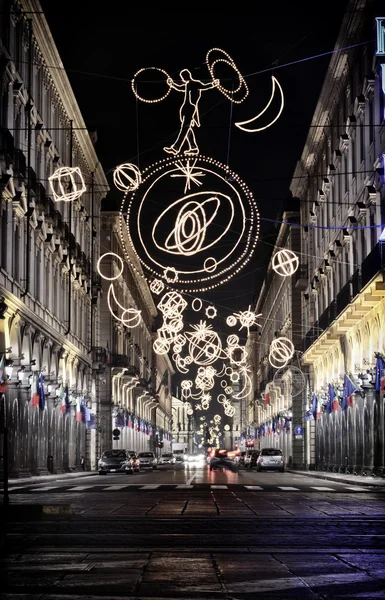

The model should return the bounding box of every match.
[98,460,106,467]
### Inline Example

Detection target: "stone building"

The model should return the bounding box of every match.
[97,212,174,459]
[290,0,385,474]
[249,204,303,467]
[0,0,108,475]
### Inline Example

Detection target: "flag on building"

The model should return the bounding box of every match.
[375,354,385,395]
[30,373,40,408]
[311,392,318,420]
[342,374,357,410]
[61,384,70,414]
[264,383,271,405]
[326,383,337,413]
[76,396,84,422]
[128,413,133,428]
[38,373,45,411]
[0,354,8,393]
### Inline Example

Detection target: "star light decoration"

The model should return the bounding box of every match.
[49,166,86,202]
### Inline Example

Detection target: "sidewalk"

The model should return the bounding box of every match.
[7,470,99,485]
[288,469,385,487]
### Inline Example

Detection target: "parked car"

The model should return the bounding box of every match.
[159,452,176,465]
[98,449,130,475]
[256,448,285,472]
[244,450,261,469]
[125,451,140,473]
[137,451,158,469]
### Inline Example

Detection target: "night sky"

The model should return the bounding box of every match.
[39,2,350,325]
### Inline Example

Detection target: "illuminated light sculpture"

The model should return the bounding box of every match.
[49,166,87,202]
[171,160,205,193]
[224,386,233,395]
[205,305,217,319]
[226,343,248,367]
[121,155,260,293]
[186,321,223,366]
[220,380,227,388]
[154,193,232,256]
[273,365,306,398]
[234,76,284,132]
[226,315,237,327]
[107,285,142,328]
[230,371,240,383]
[269,337,295,368]
[164,267,179,283]
[206,48,249,104]
[113,163,142,192]
[224,424,230,431]
[162,70,219,156]
[173,353,189,374]
[226,334,239,347]
[272,249,299,277]
[131,67,172,103]
[97,252,124,281]
[233,364,252,400]
[195,366,216,391]
[157,291,187,318]
[150,279,165,295]
[233,307,262,333]
[192,298,203,312]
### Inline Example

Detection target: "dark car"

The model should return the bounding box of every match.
[210,449,238,472]
[98,449,130,474]
[246,450,261,469]
[256,448,285,472]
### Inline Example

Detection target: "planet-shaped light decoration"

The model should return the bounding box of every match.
[272,249,299,277]
[113,163,142,192]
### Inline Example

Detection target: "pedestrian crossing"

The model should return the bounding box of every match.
[3,483,377,493]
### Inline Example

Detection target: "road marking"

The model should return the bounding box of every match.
[30,486,58,491]
[277,486,300,491]
[211,485,228,489]
[345,486,370,491]
[103,485,128,490]
[6,486,25,491]
[311,486,336,491]
[66,486,95,491]
[176,484,194,489]
[186,473,196,485]
[244,485,263,490]
[140,485,161,490]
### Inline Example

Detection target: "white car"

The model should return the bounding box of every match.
[159,452,176,465]
[256,448,285,472]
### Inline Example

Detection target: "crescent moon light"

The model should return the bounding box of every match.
[234,76,284,133]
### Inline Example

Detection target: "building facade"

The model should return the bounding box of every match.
[98,213,173,460]
[249,206,303,467]
[290,0,385,475]
[0,0,108,476]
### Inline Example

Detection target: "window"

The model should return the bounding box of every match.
[261,449,283,456]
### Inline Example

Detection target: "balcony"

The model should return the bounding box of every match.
[91,347,109,369]
[110,354,131,369]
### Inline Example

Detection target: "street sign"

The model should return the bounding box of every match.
[294,425,303,435]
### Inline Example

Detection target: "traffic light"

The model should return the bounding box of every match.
[112,428,120,441]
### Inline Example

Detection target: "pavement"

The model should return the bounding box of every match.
[287,469,385,487]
